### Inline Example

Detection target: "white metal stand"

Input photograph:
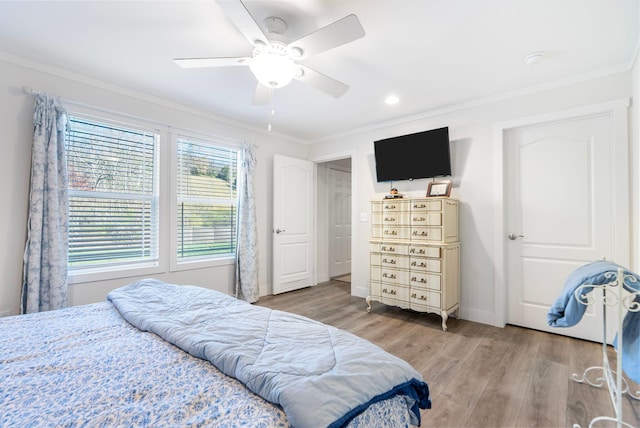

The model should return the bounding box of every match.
[570,267,640,428]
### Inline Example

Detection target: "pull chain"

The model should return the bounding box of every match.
[268,88,274,132]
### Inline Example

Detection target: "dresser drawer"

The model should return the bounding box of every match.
[409,288,441,311]
[381,254,410,269]
[410,256,441,273]
[411,227,442,242]
[380,243,409,255]
[382,212,409,225]
[380,285,397,306]
[410,212,442,226]
[409,272,441,290]
[410,200,442,212]
[409,245,441,258]
[382,226,410,240]
[380,267,409,284]
[380,284,410,308]
[382,200,408,212]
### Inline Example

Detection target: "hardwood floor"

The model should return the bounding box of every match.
[256,281,640,428]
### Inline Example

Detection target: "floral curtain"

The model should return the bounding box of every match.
[235,142,259,303]
[21,94,69,314]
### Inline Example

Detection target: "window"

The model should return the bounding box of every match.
[64,112,240,281]
[65,116,159,272]
[176,137,239,262]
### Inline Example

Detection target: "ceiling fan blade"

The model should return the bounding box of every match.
[295,65,349,98]
[215,0,268,46]
[252,83,271,105]
[173,57,251,68]
[288,14,365,58]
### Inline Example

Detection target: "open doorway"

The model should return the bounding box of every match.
[316,158,352,285]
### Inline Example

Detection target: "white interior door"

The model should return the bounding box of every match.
[329,168,351,278]
[273,154,314,294]
[505,111,627,342]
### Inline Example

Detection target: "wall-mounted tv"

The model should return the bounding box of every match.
[374,127,451,182]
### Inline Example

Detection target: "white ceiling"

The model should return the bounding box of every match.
[0,1,638,142]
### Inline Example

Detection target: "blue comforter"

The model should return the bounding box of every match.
[547,260,640,383]
[108,279,431,428]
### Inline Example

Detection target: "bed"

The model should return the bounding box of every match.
[0,279,431,427]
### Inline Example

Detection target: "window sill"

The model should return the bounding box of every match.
[170,255,235,272]
[68,262,164,285]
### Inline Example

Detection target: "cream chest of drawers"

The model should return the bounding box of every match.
[367,197,460,330]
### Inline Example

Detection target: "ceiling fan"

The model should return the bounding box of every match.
[174,0,365,105]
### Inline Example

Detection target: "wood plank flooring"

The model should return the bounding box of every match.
[256,281,640,428]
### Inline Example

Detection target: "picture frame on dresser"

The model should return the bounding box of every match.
[426,180,452,197]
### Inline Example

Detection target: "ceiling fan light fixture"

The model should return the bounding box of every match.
[250,44,297,88]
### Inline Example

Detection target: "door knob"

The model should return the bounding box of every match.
[275,228,286,234]
[508,233,524,240]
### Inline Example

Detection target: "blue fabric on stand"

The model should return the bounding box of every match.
[616,294,640,383]
[547,260,640,383]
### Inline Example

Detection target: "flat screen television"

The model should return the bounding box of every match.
[374,127,451,182]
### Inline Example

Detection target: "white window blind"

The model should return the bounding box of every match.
[66,116,159,270]
[176,137,238,261]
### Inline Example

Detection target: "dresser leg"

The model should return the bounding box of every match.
[441,310,448,331]
[366,296,372,313]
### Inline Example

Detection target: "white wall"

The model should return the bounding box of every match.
[309,72,634,326]
[632,51,640,271]
[0,57,308,315]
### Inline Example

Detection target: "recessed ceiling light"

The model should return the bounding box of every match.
[523,51,545,65]
[385,95,399,105]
